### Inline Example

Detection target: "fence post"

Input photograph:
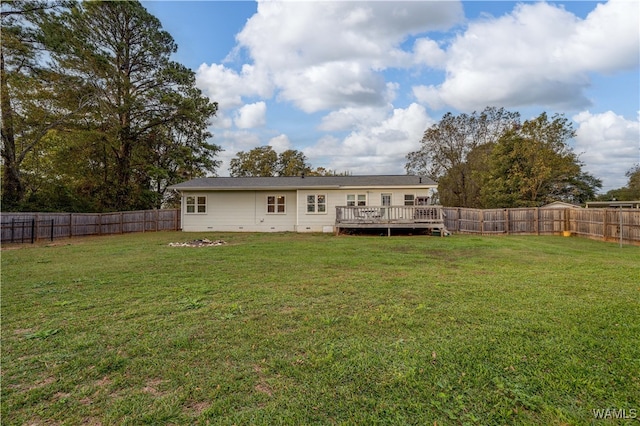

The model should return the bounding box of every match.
[619,208,623,248]
[30,218,35,243]
[535,208,539,235]
[35,213,39,242]
[504,209,509,235]
[50,219,54,241]
[120,212,123,234]
[11,218,15,243]
[603,209,608,242]
[69,213,73,238]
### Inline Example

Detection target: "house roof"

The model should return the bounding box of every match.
[169,175,436,191]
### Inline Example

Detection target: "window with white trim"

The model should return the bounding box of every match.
[347,194,367,206]
[404,194,415,206]
[186,195,207,213]
[267,195,286,214]
[306,194,327,214]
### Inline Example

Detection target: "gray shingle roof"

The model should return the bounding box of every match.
[169,175,436,190]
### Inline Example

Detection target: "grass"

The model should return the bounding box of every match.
[1,232,639,425]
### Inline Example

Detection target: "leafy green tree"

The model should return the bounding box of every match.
[229,146,278,177]
[277,149,312,177]
[1,0,76,209]
[481,113,601,207]
[229,146,313,177]
[627,166,640,199]
[307,167,351,176]
[44,0,219,210]
[437,142,493,207]
[599,165,640,201]
[406,107,519,207]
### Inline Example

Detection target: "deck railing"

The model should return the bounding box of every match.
[336,205,444,225]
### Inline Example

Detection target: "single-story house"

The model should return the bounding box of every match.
[168,175,443,233]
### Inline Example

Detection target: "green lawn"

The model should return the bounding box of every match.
[1,232,639,425]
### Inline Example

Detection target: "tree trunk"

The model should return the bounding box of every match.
[0,49,24,208]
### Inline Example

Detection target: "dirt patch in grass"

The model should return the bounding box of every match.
[142,378,168,396]
[253,364,273,397]
[183,401,211,416]
[28,376,56,391]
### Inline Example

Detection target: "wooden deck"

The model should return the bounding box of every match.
[335,206,447,235]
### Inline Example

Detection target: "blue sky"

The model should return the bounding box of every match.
[143,0,640,192]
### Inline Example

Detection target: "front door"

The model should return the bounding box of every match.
[381,194,391,218]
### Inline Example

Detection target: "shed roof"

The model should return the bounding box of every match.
[169,175,436,191]
[541,201,582,209]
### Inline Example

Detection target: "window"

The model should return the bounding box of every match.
[186,195,206,213]
[404,194,415,206]
[307,194,327,213]
[347,194,366,207]
[267,195,286,213]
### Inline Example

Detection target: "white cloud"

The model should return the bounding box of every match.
[196,63,272,112]
[560,0,640,73]
[318,105,390,132]
[214,130,263,176]
[268,134,292,152]
[415,0,639,112]
[412,38,447,68]
[234,1,463,112]
[307,103,434,174]
[234,101,267,129]
[573,110,640,191]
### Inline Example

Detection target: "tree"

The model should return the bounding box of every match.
[307,167,351,176]
[406,107,520,207]
[229,146,278,177]
[626,166,640,199]
[1,0,75,209]
[277,149,312,176]
[229,146,312,177]
[436,142,493,207]
[599,165,640,201]
[43,0,219,210]
[480,113,601,207]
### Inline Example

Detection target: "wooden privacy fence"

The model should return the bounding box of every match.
[1,209,180,243]
[442,207,640,244]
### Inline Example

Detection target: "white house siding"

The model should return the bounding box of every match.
[181,190,297,232]
[180,187,434,233]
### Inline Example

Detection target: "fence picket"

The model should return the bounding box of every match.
[442,207,639,245]
[1,209,180,243]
